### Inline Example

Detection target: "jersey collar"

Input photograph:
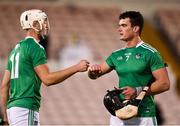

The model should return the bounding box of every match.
[136,41,144,48]
[25,36,40,43]
[124,41,144,49]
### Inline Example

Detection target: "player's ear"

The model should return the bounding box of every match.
[32,21,40,31]
[133,26,140,34]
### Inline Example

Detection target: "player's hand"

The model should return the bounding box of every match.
[0,120,9,126]
[3,120,9,125]
[121,86,136,100]
[88,64,102,79]
[76,60,90,72]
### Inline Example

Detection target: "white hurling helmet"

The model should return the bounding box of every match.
[20,9,50,36]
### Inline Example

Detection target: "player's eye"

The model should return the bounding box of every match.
[121,24,127,27]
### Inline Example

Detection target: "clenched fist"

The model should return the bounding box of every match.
[88,64,102,79]
[76,60,90,72]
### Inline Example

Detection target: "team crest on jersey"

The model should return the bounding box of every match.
[135,53,141,59]
[117,56,123,60]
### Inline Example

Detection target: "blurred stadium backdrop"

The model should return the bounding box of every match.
[0,0,180,125]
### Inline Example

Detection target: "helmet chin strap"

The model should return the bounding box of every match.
[32,20,43,33]
[32,27,40,33]
[32,20,49,40]
[31,23,44,40]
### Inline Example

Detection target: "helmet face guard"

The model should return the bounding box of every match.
[41,17,50,37]
[20,9,50,37]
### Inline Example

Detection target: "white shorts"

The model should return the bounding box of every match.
[110,115,157,126]
[7,107,39,126]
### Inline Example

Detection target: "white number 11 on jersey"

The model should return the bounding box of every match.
[10,52,20,79]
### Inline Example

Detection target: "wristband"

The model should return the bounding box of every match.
[135,87,143,96]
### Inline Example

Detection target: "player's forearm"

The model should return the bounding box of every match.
[43,64,78,86]
[147,80,170,95]
[88,62,112,80]
[147,67,170,95]
[1,101,8,122]
[0,86,9,122]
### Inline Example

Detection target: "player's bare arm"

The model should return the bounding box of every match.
[88,61,112,79]
[121,67,170,99]
[35,60,89,86]
[148,67,170,95]
[0,70,10,124]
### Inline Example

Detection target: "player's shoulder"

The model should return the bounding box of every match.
[112,47,126,54]
[21,37,44,50]
[138,42,158,53]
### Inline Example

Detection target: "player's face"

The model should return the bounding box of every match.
[117,18,135,42]
[41,18,50,37]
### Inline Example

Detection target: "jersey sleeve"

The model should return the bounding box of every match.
[148,51,165,71]
[29,45,47,67]
[106,53,115,69]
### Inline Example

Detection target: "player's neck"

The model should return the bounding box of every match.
[126,36,141,48]
[26,30,40,42]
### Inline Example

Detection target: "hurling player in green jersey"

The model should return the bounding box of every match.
[88,11,170,125]
[0,9,89,125]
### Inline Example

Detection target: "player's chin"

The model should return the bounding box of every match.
[119,36,127,41]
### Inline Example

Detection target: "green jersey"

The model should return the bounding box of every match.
[6,37,47,111]
[106,41,165,117]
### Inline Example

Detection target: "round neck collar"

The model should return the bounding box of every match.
[25,36,40,43]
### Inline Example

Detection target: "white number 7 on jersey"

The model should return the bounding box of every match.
[125,55,130,61]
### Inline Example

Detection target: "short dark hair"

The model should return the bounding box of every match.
[119,11,144,35]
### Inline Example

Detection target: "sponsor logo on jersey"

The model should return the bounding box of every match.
[117,56,123,60]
